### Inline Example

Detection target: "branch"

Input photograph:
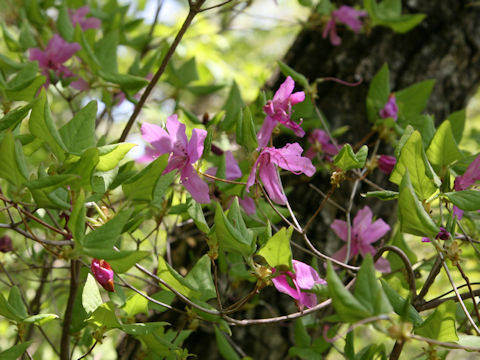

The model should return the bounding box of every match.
[60,260,80,360]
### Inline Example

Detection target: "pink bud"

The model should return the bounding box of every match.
[378,155,396,174]
[379,94,398,120]
[91,259,115,292]
[0,235,12,253]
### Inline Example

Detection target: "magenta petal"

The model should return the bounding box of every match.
[330,219,348,242]
[271,143,315,176]
[257,116,277,149]
[374,257,391,273]
[180,164,210,204]
[273,76,295,103]
[293,260,325,289]
[272,273,300,301]
[259,161,287,205]
[141,122,172,155]
[246,158,260,192]
[239,196,256,215]
[452,205,464,219]
[225,151,242,180]
[165,115,188,153]
[137,146,162,163]
[364,218,390,244]
[163,155,186,174]
[353,206,373,231]
[297,292,318,309]
[290,91,305,105]
[188,128,207,163]
[332,245,350,263]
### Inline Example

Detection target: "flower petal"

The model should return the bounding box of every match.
[180,164,210,204]
[272,273,300,301]
[141,122,172,155]
[187,128,207,163]
[257,116,277,149]
[259,159,287,205]
[293,260,325,290]
[363,218,390,244]
[273,76,294,103]
[330,219,348,242]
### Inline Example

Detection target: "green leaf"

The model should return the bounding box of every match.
[390,130,437,200]
[74,25,100,71]
[0,102,34,131]
[354,255,392,316]
[8,286,28,319]
[236,106,258,151]
[6,62,38,91]
[426,120,462,172]
[457,335,480,349]
[364,0,425,33]
[380,280,423,327]
[221,81,243,130]
[187,199,210,234]
[123,154,169,202]
[99,71,149,93]
[367,63,390,110]
[29,89,67,161]
[69,190,86,243]
[0,292,22,321]
[23,313,59,325]
[257,226,293,270]
[444,190,480,211]
[0,130,28,186]
[167,58,198,87]
[0,341,33,360]
[398,169,439,237]
[108,250,149,273]
[214,327,241,360]
[123,293,149,317]
[326,262,371,322]
[19,18,36,50]
[87,302,121,328]
[185,255,216,301]
[122,322,169,336]
[407,114,435,148]
[82,273,103,314]
[6,76,45,102]
[97,143,136,171]
[57,2,74,41]
[277,61,309,89]
[157,256,200,299]
[214,201,255,258]
[362,190,398,200]
[82,209,132,250]
[95,32,119,73]
[294,318,311,348]
[333,144,368,171]
[26,174,78,192]
[64,148,99,191]
[447,109,466,144]
[414,300,458,342]
[396,80,435,122]
[59,101,97,155]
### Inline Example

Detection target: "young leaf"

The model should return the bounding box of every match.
[367,63,390,110]
[157,256,200,299]
[257,226,293,270]
[107,251,150,273]
[390,130,437,200]
[354,254,392,316]
[414,300,458,342]
[326,262,371,322]
[334,144,368,171]
[187,199,210,234]
[426,120,462,172]
[380,280,423,327]
[214,327,241,360]
[185,255,216,301]
[0,341,33,359]
[398,169,439,238]
[396,79,435,122]
[221,81,243,130]
[277,60,309,89]
[236,106,258,151]
[444,190,480,211]
[447,109,466,144]
[0,130,27,186]
[82,273,103,314]
[59,101,97,155]
[97,143,136,171]
[57,2,74,41]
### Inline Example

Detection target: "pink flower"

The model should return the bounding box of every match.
[138,115,210,204]
[29,34,81,88]
[205,151,242,181]
[246,143,315,205]
[331,206,391,272]
[422,227,450,243]
[238,195,256,215]
[323,6,367,46]
[68,6,101,31]
[379,94,399,120]
[91,259,115,292]
[305,129,338,160]
[257,76,305,148]
[272,260,326,310]
[378,155,396,174]
[452,154,480,219]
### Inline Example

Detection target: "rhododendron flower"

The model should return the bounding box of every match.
[331,206,391,272]
[379,94,399,120]
[69,6,101,31]
[238,195,256,215]
[246,143,315,205]
[272,260,326,310]
[305,129,338,160]
[378,155,396,174]
[323,6,367,46]
[138,115,210,204]
[91,259,115,292]
[257,76,305,148]
[29,34,81,88]
[453,154,480,219]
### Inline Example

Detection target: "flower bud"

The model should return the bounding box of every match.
[91,259,115,292]
[0,235,12,253]
[379,94,398,121]
[378,155,396,174]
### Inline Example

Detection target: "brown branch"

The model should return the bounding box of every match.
[60,260,80,360]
